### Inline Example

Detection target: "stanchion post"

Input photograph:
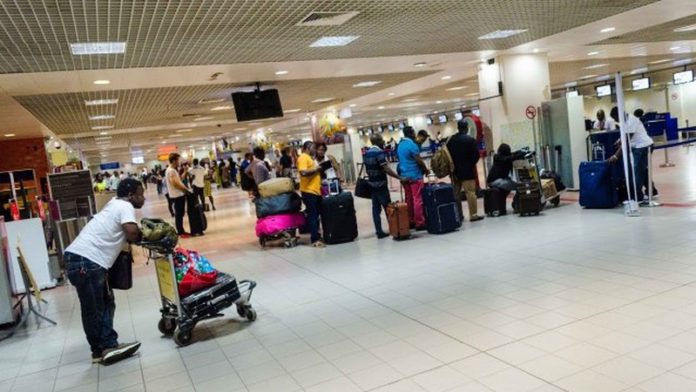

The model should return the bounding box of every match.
[660,129,676,168]
[645,146,661,208]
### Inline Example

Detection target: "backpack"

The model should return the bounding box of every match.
[141,218,178,249]
[431,145,454,179]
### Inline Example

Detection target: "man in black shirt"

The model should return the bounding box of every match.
[447,120,483,222]
[279,148,293,178]
[363,134,401,238]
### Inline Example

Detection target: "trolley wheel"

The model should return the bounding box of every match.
[173,327,193,346]
[237,305,257,321]
[158,317,176,336]
[259,238,267,248]
[552,196,561,207]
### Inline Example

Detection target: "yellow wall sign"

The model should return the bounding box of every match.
[155,258,177,304]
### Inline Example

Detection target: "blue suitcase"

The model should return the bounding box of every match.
[579,161,619,208]
[422,183,461,234]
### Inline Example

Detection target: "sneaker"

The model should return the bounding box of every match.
[311,241,326,248]
[101,342,141,365]
[376,232,389,239]
[470,216,484,222]
[91,352,103,364]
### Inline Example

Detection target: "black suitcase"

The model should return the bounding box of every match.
[320,192,358,244]
[422,183,461,234]
[181,273,240,316]
[187,194,207,234]
[254,192,302,218]
[516,182,542,216]
[484,188,507,217]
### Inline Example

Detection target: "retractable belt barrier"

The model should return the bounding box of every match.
[645,137,696,208]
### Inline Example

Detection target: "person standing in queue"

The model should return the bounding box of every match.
[165,153,192,238]
[279,148,294,178]
[397,126,429,230]
[245,147,271,194]
[297,141,325,248]
[448,119,484,222]
[63,178,145,365]
[364,134,401,238]
[189,158,207,207]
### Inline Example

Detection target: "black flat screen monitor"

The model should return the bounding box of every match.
[231,89,283,122]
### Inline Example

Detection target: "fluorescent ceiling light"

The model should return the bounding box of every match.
[674,24,696,32]
[441,76,452,80]
[649,58,672,64]
[85,98,118,106]
[587,51,600,56]
[436,100,443,104]
[70,42,126,55]
[600,27,615,33]
[275,70,289,75]
[378,106,385,109]
[352,81,382,88]
[193,116,214,121]
[402,98,418,102]
[478,29,527,40]
[446,86,468,91]
[210,106,232,111]
[465,93,479,97]
[284,108,302,113]
[349,104,357,108]
[580,74,598,80]
[93,80,111,85]
[170,134,182,138]
[89,114,115,121]
[312,97,335,103]
[630,67,648,75]
[583,64,608,70]
[533,48,539,53]
[198,98,225,104]
[670,46,681,51]
[4,133,15,137]
[176,129,193,133]
[388,92,396,96]
[414,62,427,68]
[99,131,109,135]
[92,125,114,130]
[309,35,359,47]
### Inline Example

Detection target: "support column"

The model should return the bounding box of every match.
[477,54,551,150]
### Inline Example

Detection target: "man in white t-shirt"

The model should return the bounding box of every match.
[165,153,191,237]
[593,109,616,131]
[608,106,655,203]
[188,158,207,207]
[64,178,145,365]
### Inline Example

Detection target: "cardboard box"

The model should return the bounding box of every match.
[541,179,557,200]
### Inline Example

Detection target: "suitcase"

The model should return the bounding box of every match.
[517,181,542,216]
[187,194,207,234]
[254,192,302,218]
[181,273,240,317]
[579,161,619,209]
[255,212,306,237]
[320,192,358,244]
[386,202,410,240]
[422,183,461,234]
[257,177,295,198]
[484,188,507,217]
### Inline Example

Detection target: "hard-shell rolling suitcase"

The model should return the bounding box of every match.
[254,192,302,218]
[257,177,295,198]
[579,161,618,209]
[422,183,461,234]
[517,181,542,216]
[386,202,410,240]
[484,188,507,217]
[187,194,207,234]
[181,273,240,317]
[255,212,306,238]
[320,192,358,244]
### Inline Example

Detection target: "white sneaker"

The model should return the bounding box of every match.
[101,342,141,365]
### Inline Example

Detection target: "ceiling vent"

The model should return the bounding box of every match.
[297,11,359,26]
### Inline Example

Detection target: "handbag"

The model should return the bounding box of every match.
[354,164,373,199]
[108,247,133,290]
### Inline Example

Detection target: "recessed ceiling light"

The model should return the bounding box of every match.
[193,116,214,121]
[436,101,443,104]
[93,80,111,85]
[388,92,396,96]
[85,98,118,106]
[446,86,468,91]
[583,63,609,70]
[674,24,696,32]
[349,104,357,108]
[378,106,385,110]
[600,27,616,33]
[210,106,233,111]
[533,48,539,53]
[161,141,166,144]
[4,133,15,137]
[275,70,289,75]
[309,35,359,47]
[649,58,672,64]
[352,81,382,88]
[92,125,114,130]
[414,62,427,68]
[478,29,527,40]
[441,76,452,80]
[70,42,126,55]
[312,97,335,103]
[587,51,600,56]
[89,114,115,121]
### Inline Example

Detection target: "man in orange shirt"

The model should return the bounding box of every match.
[297,141,325,248]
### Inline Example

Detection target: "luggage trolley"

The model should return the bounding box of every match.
[512,151,564,209]
[139,239,257,346]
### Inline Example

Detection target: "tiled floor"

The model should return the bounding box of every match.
[2,149,696,391]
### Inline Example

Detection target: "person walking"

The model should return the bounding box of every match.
[364,134,401,238]
[63,178,145,364]
[165,153,191,237]
[448,119,484,222]
[297,141,325,248]
[397,126,428,230]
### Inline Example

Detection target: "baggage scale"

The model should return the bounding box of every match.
[139,239,257,346]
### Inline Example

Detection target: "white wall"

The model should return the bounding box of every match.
[669,82,696,128]
[583,88,669,120]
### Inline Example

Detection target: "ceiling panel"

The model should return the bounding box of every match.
[593,14,696,45]
[0,0,656,74]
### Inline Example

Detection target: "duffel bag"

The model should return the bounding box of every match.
[257,177,295,198]
[254,192,302,218]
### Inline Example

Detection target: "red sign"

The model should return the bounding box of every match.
[525,105,537,120]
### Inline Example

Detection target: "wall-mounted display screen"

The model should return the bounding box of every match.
[438,115,448,123]
[566,90,579,97]
[596,85,612,97]
[674,70,694,85]
[454,112,464,121]
[632,77,651,91]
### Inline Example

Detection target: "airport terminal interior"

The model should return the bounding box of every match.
[3,1,696,391]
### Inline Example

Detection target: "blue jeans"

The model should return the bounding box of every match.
[632,146,649,201]
[301,192,322,243]
[371,186,391,234]
[64,252,118,356]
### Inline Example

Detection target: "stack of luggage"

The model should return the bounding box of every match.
[254,178,304,247]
